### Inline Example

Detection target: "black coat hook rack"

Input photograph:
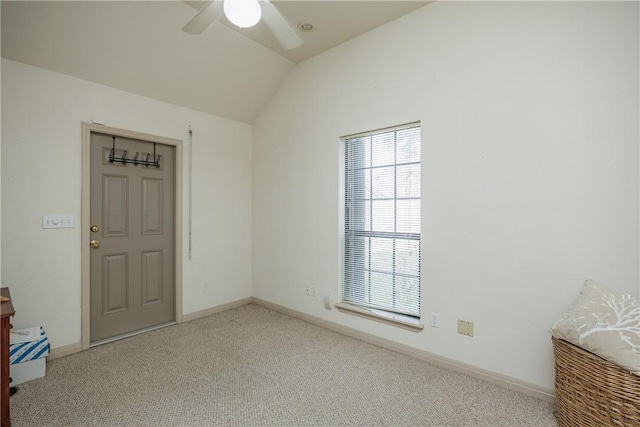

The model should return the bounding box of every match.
[109,136,161,168]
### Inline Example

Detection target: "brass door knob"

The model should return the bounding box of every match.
[90,240,100,249]
[90,225,99,233]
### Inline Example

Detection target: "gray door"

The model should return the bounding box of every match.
[90,132,175,343]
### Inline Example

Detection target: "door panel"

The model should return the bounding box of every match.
[90,132,175,343]
[142,178,163,235]
[141,250,164,306]
[103,175,129,237]
[102,254,129,314]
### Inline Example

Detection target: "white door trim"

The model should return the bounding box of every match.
[81,122,184,351]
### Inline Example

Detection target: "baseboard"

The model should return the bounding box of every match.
[47,342,83,360]
[48,297,252,360]
[252,297,555,403]
[45,297,553,403]
[181,297,253,323]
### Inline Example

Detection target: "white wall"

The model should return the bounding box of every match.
[252,1,639,391]
[1,59,253,349]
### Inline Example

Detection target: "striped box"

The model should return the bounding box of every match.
[9,326,49,385]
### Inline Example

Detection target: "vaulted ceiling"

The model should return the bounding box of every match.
[1,1,428,124]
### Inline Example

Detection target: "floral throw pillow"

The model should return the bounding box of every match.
[551,279,640,376]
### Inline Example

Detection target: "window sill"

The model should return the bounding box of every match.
[335,303,424,332]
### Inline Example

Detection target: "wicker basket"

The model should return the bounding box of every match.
[552,337,640,426]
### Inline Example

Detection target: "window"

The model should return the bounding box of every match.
[343,123,421,319]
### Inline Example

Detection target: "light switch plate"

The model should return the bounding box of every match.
[42,215,74,229]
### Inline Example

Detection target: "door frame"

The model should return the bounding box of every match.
[81,122,184,350]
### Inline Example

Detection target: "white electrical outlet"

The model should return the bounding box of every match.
[305,286,311,296]
[430,312,440,328]
[203,280,208,291]
[310,286,317,297]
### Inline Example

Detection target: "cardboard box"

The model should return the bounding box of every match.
[10,326,49,385]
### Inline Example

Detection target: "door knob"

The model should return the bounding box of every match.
[90,240,100,249]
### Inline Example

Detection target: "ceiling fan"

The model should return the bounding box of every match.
[182,0,303,50]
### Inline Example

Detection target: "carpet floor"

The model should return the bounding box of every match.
[10,304,557,426]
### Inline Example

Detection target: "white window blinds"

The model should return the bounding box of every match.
[343,123,421,318]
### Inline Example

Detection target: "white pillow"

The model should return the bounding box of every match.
[551,279,640,376]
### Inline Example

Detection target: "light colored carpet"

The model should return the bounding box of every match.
[10,304,557,426]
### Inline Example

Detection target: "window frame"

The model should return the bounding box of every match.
[340,122,422,329]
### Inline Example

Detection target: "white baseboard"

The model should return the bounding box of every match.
[48,297,253,360]
[252,297,555,403]
[47,342,83,360]
[45,297,553,403]
[181,297,253,323]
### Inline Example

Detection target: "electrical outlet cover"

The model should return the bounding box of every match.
[430,312,440,328]
[457,319,474,337]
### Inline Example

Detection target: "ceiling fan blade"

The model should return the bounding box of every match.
[260,0,303,50]
[182,0,223,35]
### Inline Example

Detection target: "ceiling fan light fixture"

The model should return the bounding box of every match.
[223,0,262,28]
